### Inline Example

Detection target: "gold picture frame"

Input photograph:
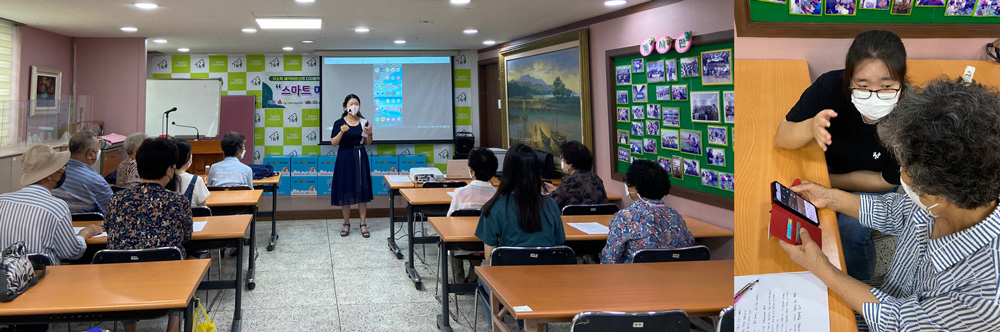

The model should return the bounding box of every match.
[29,66,62,116]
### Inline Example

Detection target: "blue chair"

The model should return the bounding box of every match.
[71,212,105,221]
[632,245,711,263]
[92,247,183,264]
[560,203,619,216]
[717,306,734,332]
[421,181,467,189]
[571,310,692,332]
[474,246,577,331]
[449,209,482,217]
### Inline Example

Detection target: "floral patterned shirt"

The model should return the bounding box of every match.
[549,170,609,208]
[106,183,193,257]
[116,158,140,188]
[600,199,695,264]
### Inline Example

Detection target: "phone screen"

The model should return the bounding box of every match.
[774,182,819,224]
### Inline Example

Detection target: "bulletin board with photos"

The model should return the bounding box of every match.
[605,31,734,209]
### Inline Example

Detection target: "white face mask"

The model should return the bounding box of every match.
[561,160,568,173]
[240,149,246,159]
[95,149,101,161]
[851,93,898,121]
[347,105,359,116]
[900,177,939,218]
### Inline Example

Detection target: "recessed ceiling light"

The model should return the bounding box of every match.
[355,27,370,33]
[463,29,478,35]
[451,0,471,4]
[177,48,189,52]
[302,40,314,43]
[121,27,138,32]
[152,39,167,44]
[295,0,315,2]
[394,40,406,45]
[134,2,158,9]
[604,0,627,6]
[483,40,496,45]
[283,46,294,51]
[242,28,257,33]
[255,18,322,30]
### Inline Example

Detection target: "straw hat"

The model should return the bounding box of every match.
[20,145,70,186]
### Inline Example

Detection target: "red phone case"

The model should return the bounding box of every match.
[769,202,822,248]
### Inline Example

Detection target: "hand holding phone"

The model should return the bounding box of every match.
[772,181,819,225]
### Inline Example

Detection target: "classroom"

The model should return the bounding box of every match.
[735,1,1000,331]
[0,0,736,332]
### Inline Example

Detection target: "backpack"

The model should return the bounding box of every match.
[1,241,47,302]
[249,164,276,180]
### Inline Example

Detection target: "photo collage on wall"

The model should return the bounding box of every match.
[614,41,735,197]
[756,0,999,18]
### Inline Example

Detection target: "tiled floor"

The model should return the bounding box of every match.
[58,218,571,332]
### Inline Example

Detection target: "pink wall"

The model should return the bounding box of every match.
[735,36,997,80]
[73,37,147,135]
[18,26,73,99]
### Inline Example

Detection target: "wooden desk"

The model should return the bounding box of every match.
[253,174,281,252]
[476,261,733,332]
[0,260,209,332]
[75,214,252,245]
[735,59,855,331]
[429,215,733,242]
[205,189,263,291]
[189,140,223,176]
[906,59,1000,89]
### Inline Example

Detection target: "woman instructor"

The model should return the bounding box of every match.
[330,94,374,238]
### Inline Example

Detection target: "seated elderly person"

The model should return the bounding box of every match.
[600,159,694,264]
[52,131,114,214]
[0,145,103,264]
[207,131,253,189]
[544,141,608,208]
[780,79,1000,331]
[116,132,147,188]
[105,138,192,332]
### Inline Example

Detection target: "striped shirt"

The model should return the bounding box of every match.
[0,185,86,263]
[858,192,1000,332]
[52,159,113,214]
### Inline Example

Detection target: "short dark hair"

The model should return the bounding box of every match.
[878,79,1000,209]
[625,159,670,199]
[174,139,192,169]
[468,147,498,182]
[559,141,593,172]
[136,138,178,180]
[843,30,908,95]
[69,131,97,155]
[340,94,365,119]
[221,131,245,157]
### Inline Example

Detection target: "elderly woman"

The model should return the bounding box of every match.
[780,79,1000,331]
[543,141,609,208]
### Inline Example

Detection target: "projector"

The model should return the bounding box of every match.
[409,167,444,184]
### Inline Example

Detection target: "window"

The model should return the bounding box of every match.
[0,19,14,146]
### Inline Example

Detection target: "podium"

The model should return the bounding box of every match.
[190,140,224,175]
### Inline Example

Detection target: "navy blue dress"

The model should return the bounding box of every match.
[330,117,373,206]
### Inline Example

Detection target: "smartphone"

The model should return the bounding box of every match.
[771,181,819,226]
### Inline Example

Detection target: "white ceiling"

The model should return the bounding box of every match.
[0,0,652,53]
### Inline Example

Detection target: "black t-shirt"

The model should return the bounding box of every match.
[785,69,900,185]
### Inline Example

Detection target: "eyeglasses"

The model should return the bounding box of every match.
[851,87,900,100]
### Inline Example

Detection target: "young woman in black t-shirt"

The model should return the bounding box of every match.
[773,30,907,281]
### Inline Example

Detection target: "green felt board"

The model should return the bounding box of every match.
[750,0,1000,23]
[612,41,735,199]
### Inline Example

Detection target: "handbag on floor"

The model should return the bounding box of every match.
[194,298,218,332]
[0,241,47,302]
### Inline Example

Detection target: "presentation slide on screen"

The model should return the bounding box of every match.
[320,57,454,142]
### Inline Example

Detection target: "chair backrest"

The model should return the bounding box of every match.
[71,212,105,222]
[207,185,253,191]
[450,209,482,217]
[717,306,734,332]
[191,206,213,217]
[92,247,183,264]
[490,246,576,266]
[110,185,128,193]
[26,253,54,266]
[561,203,620,216]
[571,310,690,332]
[632,245,711,263]
[422,181,467,189]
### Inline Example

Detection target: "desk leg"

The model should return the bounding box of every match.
[490,291,509,332]
[185,299,194,332]
[246,206,257,290]
[267,185,279,251]
[387,189,402,259]
[436,240,454,332]
[233,237,244,332]
[405,203,422,290]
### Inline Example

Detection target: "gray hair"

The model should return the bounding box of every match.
[68,131,97,155]
[124,132,148,157]
[878,79,1000,209]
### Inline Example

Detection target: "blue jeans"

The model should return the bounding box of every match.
[837,211,876,280]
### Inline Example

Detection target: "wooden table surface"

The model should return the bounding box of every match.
[205,189,263,207]
[906,59,1000,89]
[429,215,732,242]
[75,215,253,245]
[253,174,281,185]
[476,260,733,320]
[386,176,563,190]
[0,260,209,316]
[735,59,856,332]
[399,187,620,206]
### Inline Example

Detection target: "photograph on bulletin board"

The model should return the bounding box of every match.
[605,32,734,207]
